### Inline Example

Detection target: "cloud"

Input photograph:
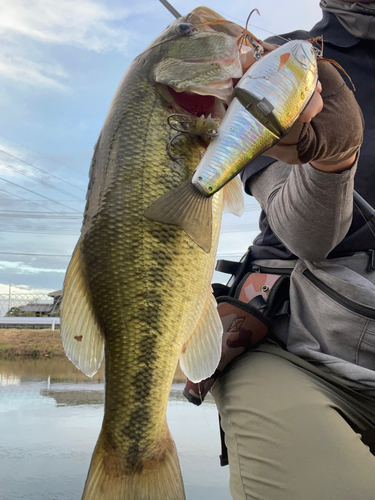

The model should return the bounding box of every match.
[0,0,134,91]
[0,0,131,52]
[0,55,69,91]
[0,282,58,295]
[0,260,66,274]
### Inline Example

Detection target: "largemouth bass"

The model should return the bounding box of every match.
[145,40,318,251]
[61,7,244,500]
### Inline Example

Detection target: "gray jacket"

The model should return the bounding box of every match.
[250,160,375,394]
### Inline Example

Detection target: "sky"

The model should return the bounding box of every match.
[0,0,322,294]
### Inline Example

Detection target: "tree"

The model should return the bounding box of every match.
[5,306,20,317]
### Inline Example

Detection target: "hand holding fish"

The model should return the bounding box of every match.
[298,80,323,123]
[264,60,363,169]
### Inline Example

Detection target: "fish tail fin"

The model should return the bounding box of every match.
[81,429,185,500]
[143,178,212,253]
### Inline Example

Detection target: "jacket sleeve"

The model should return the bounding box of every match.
[249,160,357,261]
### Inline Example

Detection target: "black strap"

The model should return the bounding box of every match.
[219,414,229,466]
[215,259,242,275]
[212,283,231,298]
[367,250,375,272]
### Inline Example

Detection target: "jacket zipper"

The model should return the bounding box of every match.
[303,268,375,319]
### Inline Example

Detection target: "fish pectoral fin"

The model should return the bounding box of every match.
[223,175,245,216]
[179,290,223,383]
[61,242,104,378]
[143,178,212,253]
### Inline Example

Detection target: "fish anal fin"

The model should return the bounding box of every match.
[61,242,104,378]
[222,175,245,216]
[81,427,185,500]
[144,178,212,253]
[180,291,223,383]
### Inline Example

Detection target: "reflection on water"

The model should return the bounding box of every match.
[0,358,229,500]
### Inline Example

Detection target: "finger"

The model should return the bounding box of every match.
[298,90,323,123]
[240,46,257,72]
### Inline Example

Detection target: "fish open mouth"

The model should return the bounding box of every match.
[165,48,254,120]
[167,86,228,119]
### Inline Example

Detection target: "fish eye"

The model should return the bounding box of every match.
[179,23,193,34]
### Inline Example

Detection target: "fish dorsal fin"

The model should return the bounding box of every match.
[222,175,245,216]
[61,242,104,378]
[179,291,223,383]
[144,178,212,253]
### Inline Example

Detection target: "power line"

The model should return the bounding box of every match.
[243,204,260,212]
[216,252,245,261]
[182,0,288,42]
[0,147,86,191]
[0,251,71,257]
[221,224,259,233]
[0,159,84,201]
[0,133,68,166]
[0,229,79,235]
[0,210,80,214]
[0,199,84,202]
[0,176,81,213]
[0,188,58,213]
[0,210,82,219]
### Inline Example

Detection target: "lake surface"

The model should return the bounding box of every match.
[0,358,230,500]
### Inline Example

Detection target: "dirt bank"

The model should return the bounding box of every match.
[0,328,65,359]
[0,329,187,381]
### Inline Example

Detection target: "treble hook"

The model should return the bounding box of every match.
[166,113,219,161]
[167,114,196,133]
[167,133,189,161]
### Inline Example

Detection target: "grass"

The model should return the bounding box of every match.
[0,329,66,359]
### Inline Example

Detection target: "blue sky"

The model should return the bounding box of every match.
[0,0,322,294]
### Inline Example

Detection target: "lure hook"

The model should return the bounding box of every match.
[166,113,218,162]
[167,133,189,161]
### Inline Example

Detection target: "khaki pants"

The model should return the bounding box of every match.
[212,343,375,500]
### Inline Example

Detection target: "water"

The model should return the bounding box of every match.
[0,358,230,500]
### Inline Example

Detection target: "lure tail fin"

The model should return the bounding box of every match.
[81,427,185,500]
[222,175,245,216]
[143,178,212,253]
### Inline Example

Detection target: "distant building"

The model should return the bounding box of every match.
[48,290,62,301]
[17,290,63,317]
[48,290,62,316]
[19,303,53,317]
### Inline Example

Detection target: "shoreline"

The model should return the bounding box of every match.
[0,328,65,359]
[0,328,188,381]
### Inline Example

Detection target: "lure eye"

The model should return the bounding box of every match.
[179,23,193,34]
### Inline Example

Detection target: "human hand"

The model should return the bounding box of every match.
[241,44,324,124]
[297,80,356,172]
[263,61,363,169]
[298,81,323,123]
[239,41,280,72]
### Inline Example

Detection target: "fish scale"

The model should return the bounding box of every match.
[60,7,241,499]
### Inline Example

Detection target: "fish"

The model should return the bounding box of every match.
[145,40,318,251]
[60,7,245,500]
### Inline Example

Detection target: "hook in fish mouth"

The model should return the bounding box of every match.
[166,113,218,162]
